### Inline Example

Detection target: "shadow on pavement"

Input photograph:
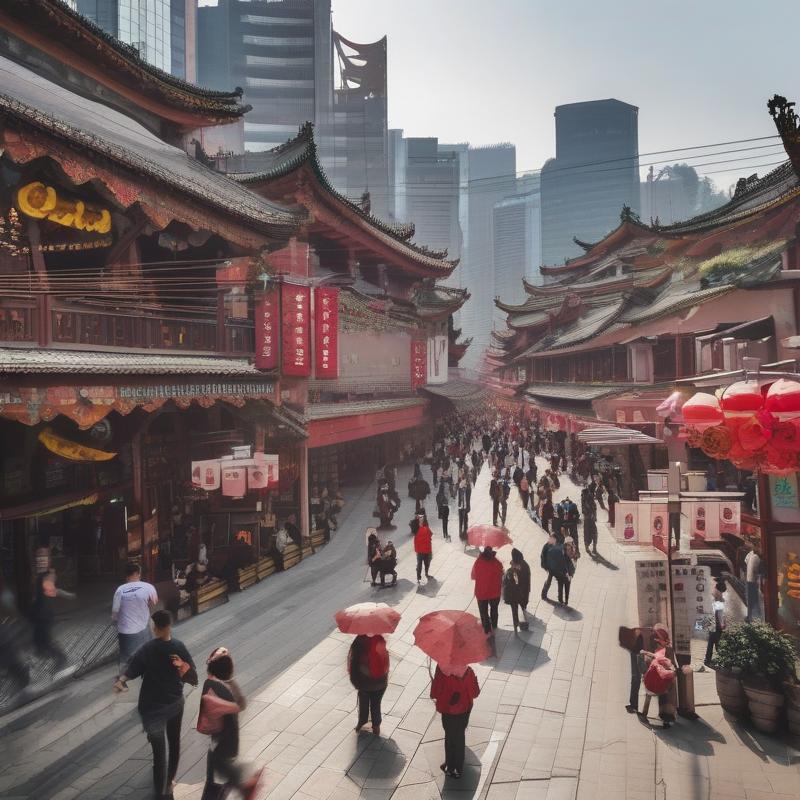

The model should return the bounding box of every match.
[553,605,583,622]
[727,714,793,763]
[654,716,726,756]
[589,551,620,570]
[416,576,443,598]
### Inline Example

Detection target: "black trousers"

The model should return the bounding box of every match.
[500,500,507,523]
[441,516,449,539]
[357,688,385,728]
[509,602,521,630]
[441,711,471,772]
[705,630,721,664]
[203,742,244,799]
[33,620,67,669]
[416,552,432,580]
[146,705,184,798]
[629,650,641,709]
[477,597,499,633]
[555,574,570,605]
[541,571,553,599]
[458,509,469,539]
[492,500,500,526]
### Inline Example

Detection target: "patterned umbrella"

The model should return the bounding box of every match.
[467,524,513,549]
[413,610,490,666]
[335,602,401,636]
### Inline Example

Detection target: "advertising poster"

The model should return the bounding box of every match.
[635,560,669,629]
[314,287,339,379]
[191,459,221,491]
[254,289,279,370]
[775,535,800,636]
[615,501,639,542]
[671,565,712,656]
[281,283,311,376]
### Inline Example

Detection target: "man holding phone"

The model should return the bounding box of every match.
[114,610,197,800]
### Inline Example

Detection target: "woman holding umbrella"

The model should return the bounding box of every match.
[414,611,488,781]
[335,603,400,737]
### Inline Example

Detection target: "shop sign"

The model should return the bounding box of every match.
[616,500,640,542]
[281,284,311,377]
[191,453,278,494]
[410,339,427,390]
[247,454,279,490]
[254,288,279,370]
[426,334,448,385]
[221,466,246,498]
[683,501,741,539]
[771,473,800,509]
[314,287,339,379]
[17,181,111,233]
[191,459,221,491]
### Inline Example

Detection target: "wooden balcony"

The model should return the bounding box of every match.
[0,296,254,356]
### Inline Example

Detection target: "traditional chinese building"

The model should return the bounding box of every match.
[0,0,312,612]
[492,95,800,639]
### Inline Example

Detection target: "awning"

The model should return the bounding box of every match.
[420,380,486,410]
[577,425,663,446]
[695,316,774,344]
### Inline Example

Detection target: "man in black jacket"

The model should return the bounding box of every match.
[114,610,197,800]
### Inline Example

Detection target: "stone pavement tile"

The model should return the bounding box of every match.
[708,779,748,798]
[743,791,797,800]
[545,775,578,800]
[391,781,443,800]
[298,766,347,800]
[486,782,523,800]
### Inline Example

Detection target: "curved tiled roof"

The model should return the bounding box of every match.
[233,124,458,274]
[4,0,249,122]
[0,56,300,236]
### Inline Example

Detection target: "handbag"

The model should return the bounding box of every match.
[196,686,240,735]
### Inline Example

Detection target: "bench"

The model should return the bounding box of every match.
[193,578,229,615]
[256,555,277,581]
[301,540,313,560]
[235,563,258,591]
[282,542,301,570]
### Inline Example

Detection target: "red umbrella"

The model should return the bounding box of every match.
[335,602,401,636]
[467,524,513,549]
[413,610,490,666]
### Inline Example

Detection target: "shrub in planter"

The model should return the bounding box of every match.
[711,624,749,716]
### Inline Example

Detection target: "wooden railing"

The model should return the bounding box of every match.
[0,296,254,355]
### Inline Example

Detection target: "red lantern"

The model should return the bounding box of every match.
[720,381,763,415]
[765,378,800,419]
[682,392,723,426]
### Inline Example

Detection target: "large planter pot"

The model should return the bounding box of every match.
[743,680,784,734]
[716,669,747,716]
[784,682,800,735]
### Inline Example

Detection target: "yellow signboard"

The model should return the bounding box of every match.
[17,181,111,234]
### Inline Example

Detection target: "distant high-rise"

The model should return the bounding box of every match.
[541,99,639,267]
[493,172,542,319]
[388,133,461,260]
[197,0,332,153]
[76,0,197,80]
[461,144,516,369]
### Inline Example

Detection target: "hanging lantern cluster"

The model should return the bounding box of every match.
[681,379,800,474]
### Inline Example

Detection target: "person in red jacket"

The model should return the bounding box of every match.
[471,546,504,633]
[414,515,433,583]
[430,664,481,779]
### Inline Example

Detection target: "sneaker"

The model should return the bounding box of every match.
[625,704,637,714]
[447,768,461,779]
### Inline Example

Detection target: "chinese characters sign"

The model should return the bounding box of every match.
[426,334,448,385]
[411,339,427,390]
[255,289,278,370]
[314,287,339,379]
[281,284,311,377]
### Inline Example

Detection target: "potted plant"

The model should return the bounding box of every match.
[711,624,750,716]
[719,622,796,734]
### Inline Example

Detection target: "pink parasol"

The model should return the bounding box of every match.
[467,524,513,549]
[334,602,401,636]
[413,610,490,666]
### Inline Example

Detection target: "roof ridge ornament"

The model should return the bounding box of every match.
[768,94,800,176]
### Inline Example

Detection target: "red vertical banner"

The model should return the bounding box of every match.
[411,339,427,390]
[254,288,279,370]
[314,287,339,379]
[281,283,311,376]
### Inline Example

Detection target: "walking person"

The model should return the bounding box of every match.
[437,482,451,541]
[744,547,762,621]
[112,562,158,677]
[499,471,510,525]
[348,633,389,737]
[503,548,531,632]
[31,568,74,675]
[540,534,556,601]
[471,546,503,634]
[414,514,433,583]
[199,647,261,800]
[457,478,471,542]
[704,579,726,667]
[546,537,575,606]
[519,474,530,510]
[619,626,650,714]
[430,664,481,780]
[581,487,598,555]
[114,610,198,800]
[489,471,502,526]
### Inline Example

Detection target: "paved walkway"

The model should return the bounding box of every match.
[4,458,800,800]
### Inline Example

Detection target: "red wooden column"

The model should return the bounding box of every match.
[299,439,310,543]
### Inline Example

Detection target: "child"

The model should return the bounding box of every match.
[200,647,261,800]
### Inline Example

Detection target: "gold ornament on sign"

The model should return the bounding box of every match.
[17,182,112,234]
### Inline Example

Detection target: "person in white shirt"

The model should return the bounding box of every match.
[112,562,158,676]
[744,548,762,622]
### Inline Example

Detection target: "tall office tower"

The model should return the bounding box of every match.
[540,98,639,267]
[197,0,332,154]
[493,172,542,320]
[440,142,470,292]
[75,0,197,80]
[329,32,389,219]
[460,144,516,369]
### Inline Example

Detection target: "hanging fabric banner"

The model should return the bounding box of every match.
[248,453,280,490]
[254,288,279,370]
[314,287,339,379]
[281,283,311,377]
[221,465,247,498]
[719,501,740,535]
[191,459,221,491]
[410,339,427,390]
[650,504,671,553]
[615,501,639,542]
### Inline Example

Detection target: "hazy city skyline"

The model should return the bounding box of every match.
[329,0,797,193]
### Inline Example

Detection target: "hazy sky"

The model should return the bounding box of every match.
[330,0,799,192]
